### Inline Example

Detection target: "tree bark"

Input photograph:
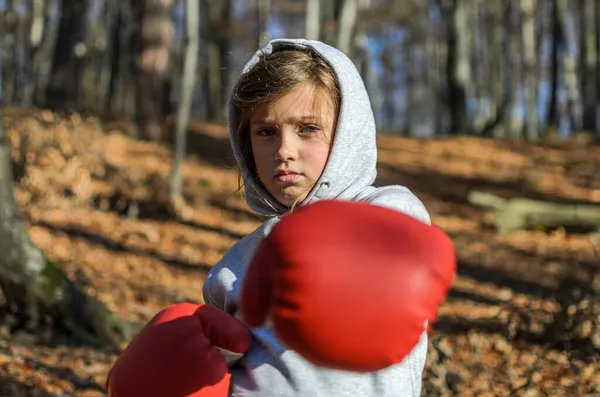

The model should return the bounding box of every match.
[21,0,44,107]
[337,0,358,56]
[0,112,132,350]
[218,1,232,121]
[1,0,17,106]
[170,0,199,207]
[580,0,598,133]
[471,0,490,134]
[109,1,137,120]
[135,0,175,141]
[468,191,600,234]
[305,0,321,41]
[479,0,507,138]
[521,0,538,140]
[99,0,119,114]
[33,0,61,108]
[320,0,338,46]
[403,39,412,136]
[380,45,398,132]
[257,0,271,47]
[13,0,31,106]
[202,0,230,122]
[446,0,472,134]
[427,8,441,136]
[559,0,582,132]
[46,0,86,110]
[506,0,523,139]
[546,0,562,128]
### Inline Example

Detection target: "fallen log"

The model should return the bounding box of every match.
[467,191,600,234]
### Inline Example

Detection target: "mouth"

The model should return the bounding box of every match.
[274,170,302,183]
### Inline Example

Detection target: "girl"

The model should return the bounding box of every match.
[106,38,450,397]
[203,38,432,396]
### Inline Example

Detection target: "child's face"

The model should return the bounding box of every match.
[249,83,336,208]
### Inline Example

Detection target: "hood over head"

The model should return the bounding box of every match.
[228,38,378,217]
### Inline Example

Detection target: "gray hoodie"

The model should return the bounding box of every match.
[203,38,431,397]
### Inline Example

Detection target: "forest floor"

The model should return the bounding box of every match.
[1,106,599,396]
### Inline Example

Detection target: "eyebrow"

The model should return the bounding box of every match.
[251,116,321,125]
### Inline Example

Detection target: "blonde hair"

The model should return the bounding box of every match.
[231,48,340,211]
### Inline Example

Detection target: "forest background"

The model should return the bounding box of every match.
[0,1,599,396]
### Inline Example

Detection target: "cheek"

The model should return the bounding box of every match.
[304,144,330,175]
[250,137,269,163]
[251,139,275,178]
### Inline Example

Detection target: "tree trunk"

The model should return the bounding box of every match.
[380,47,396,131]
[170,0,199,207]
[320,0,337,46]
[202,0,230,122]
[480,0,507,138]
[471,0,490,134]
[337,0,358,56]
[257,0,270,47]
[1,0,17,106]
[218,1,231,121]
[404,38,415,136]
[13,0,31,106]
[305,0,321,41]
[560,0,582,132]
[446,0,472,134]
[22,0,44,107]
[46,0,86,110]
[580,0,598,133]
[521,0,538,140]
[136,0,175,141]
[506,0,523,139]
[78,0,101,112]
[99,0,119,114]
[33,0,61,108]
[0,112,132,350]
[546,0,562,128]
[597,0,600,137]
[468,191,600,234]
[427,25,441,136]
[110,1,137,120]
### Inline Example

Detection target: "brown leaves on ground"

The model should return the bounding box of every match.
[1,106,599,396]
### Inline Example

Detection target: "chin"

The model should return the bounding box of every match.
[275,192,306,208]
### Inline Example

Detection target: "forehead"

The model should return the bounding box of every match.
[251,83,334,122]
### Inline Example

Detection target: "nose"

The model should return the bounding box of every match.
[275,131,298,162]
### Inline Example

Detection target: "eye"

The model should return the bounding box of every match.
[256,127,276,137]
[299,124,319,134]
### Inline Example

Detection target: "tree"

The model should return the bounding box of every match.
[0,112,132,350]
[32,0,61,108]
[305,0,321,40]
[580,0,598,133]
[445,0,473,135]
[170,0,200,209]
[108,0,138,119]
[258,0,271,47]
[201,0,231,122]
[135,0,175,141]
[505,0,524,139]
[337,0,358,56]
[2,0,17,106]
[521,0,538,140]
[45,0,86,110]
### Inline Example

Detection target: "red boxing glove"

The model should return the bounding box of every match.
[240,200,456,372]
[106,303,251,397]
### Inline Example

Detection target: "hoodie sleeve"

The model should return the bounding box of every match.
[202,221,273,314]
[362,185,431,225]
[202,238,250,314]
